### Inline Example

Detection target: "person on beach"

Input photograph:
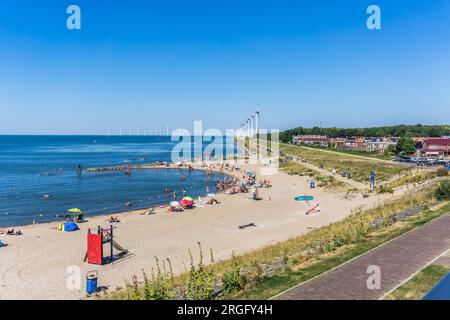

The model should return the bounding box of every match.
[253,188,262,201]
[207,197,220,205]
[5,229,22,235]
[168,205,183,213]
[106,216,120,223]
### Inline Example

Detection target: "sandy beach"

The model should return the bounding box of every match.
[0,161,395,300]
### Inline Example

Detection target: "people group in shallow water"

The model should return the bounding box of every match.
[155,161,273,213]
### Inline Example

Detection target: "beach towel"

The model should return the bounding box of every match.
[295,196,314,201]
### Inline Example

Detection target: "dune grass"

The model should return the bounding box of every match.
[280,161,349,191]
[380,170,437,192]
[279,143,410,184]
[322,148,392,160]
[385,264,450,300]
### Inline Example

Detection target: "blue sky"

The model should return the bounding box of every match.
[0,0,449,134]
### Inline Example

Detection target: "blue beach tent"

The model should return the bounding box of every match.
[0,240,5,247]
[423,272,450,300]
[64,221,79,232]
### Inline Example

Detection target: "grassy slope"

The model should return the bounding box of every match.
[279,143,410,184]
[324,148,392,160]
[382,170,436,189]
[385,264,450,300]
[280,161,349,191]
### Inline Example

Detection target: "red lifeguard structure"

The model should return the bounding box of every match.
[84,225,127,265]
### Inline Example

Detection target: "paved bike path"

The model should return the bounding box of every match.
[275,212,450,300]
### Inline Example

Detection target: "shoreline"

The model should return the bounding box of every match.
[1,160,243,230]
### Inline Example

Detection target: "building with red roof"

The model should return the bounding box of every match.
[292,135,331,147]
[420,138,450,158]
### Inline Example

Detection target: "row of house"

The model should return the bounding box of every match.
[292,135,450,158]
[417,138,450,158]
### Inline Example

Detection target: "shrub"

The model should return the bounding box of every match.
[435,180,450,201]
[124,275,141,300]
[221,253,244,294]
[436,167,449,177]
[141,258,175,300]
[185,243,216,300]
[378,185,394,194]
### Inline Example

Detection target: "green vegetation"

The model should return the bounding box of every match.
[385,264,450,300]
[280,143,410,184]
[123,258,175,300]
[280,124,450,143]
[322,148,392,160]
[280,161,348,190]
[379,170,437,192]
[395,137,417,156]
[435,180,450,201]
[437,167,449,177]
[185,245,216,300]
[377,184,394,194]
[221,253,245,294]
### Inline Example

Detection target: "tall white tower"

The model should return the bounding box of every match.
[255,110,260,137]
[251,115,256,138]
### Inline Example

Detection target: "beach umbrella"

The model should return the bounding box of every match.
[170,201,181,207]
[180,199,193,206]
[68,208,82,213]
[182,196,193,201]
[246,172,254,175]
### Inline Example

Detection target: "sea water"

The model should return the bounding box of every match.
[0,135,239,227]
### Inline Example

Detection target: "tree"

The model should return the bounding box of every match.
[279,125,450,143]
[386,144,396,155]
[395,137,417,156]
[435,180,450,201]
